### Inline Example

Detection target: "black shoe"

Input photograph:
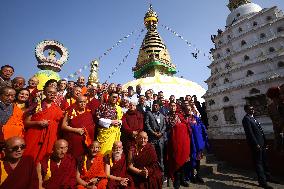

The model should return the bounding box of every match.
[259,183,273,189]
[190,176,197,184]
[180,181,189,187]
[196,176,205,184]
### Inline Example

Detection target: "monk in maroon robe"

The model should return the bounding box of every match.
[85,84,101,114]
[105,141,134,189]
[167,102,190,188]
[128,132,162,189]
[0,136,38,189]
[37,139,77,189]
[62,95,95,159]
[24,86,64,163]
[121,102,144,153]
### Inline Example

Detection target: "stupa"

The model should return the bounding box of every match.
[123,5,206,100]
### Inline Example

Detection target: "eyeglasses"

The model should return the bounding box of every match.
[8,144,26,152]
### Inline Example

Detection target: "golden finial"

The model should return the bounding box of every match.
[227,0,251,11]
[88,60,99,84]
[144,4,158,30]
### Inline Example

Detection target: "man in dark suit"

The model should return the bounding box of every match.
[136,95,150,116]
[242,105,273,189]
[145,100,167,176]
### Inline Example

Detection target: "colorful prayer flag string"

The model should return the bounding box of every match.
[105,28,145,82]
[67,28,141,79]
[161,24,213,61]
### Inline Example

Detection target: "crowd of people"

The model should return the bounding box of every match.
[0,64,209,189]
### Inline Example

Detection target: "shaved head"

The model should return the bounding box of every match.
[5,136,25,148]
[53,139,68,159]
[54,139,68,148]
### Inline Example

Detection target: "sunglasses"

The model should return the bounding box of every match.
[8,144,26,152]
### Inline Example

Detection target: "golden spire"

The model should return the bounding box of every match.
[88,60,99,84]
[227,0,251,11]
[133,4,176,79]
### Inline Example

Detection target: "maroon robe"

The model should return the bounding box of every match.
[86,97,101,114]
[105,154,134,189]
[41,154,77,189]
[121,110,144,153]
[0,156,38,189]
[167,113,190,179]
[130,143,162,189]
[64,109,95,159]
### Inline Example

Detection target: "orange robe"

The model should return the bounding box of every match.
[24,102,63,163]
[2,105,24,140]
[78,153,108,189]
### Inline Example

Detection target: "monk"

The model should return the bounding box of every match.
[77,76,88,95]
[121,101,144,154]
[105,141,134,189]
[167,102,190,188]
[0,87,16,141]
[0,136,38,189]
[85,84,101,114]
[37,139,77,189]
[61,86,82,111]
[62,95,95,159]
[96,92,123,155]
[128,131,162,189]
[2,88,32,141]
[24,86,64,162]
[77,141,108,189]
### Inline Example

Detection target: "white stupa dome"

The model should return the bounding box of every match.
[123,74,206,102]
[226,3,262,26]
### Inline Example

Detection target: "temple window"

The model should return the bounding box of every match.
[224,78,229,84]
[269,47,275,53]
[253,21,258,26]
[260,33,266,39]
[211,83,217,88]
[216,53,221,59]
[266,16,272,21]
[241,40,247,46]
[212,115,218,122]
[226,48,231,53]
[223,106,237,124]
[238,27,243,32]
[244,55,250,61]
[246,70,254,77]
[223,96,229,102]
[209,99,215,106]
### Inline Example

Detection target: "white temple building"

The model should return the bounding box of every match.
[203,0,284,140]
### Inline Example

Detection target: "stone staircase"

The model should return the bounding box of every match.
[162,153,284,188]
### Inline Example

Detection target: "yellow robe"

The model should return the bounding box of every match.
[97,105,123,155]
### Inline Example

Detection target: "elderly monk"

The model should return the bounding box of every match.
[167,102,190,188]
[85,84,101,114]
[0,137,38,189]
[1,87,25,140]
[24,86,64,162]
[0,87,16,143]
[121,101,144,154]
[37,139,77,189]
[96,92,123,155]
[12,77,26,92]
[128,131,162,189]
[62,95,95,159]
[77,141,108,189]
[105,141,134,189]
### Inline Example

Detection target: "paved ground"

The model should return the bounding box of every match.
[162,156,284,189]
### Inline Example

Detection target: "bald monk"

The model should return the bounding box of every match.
[24,86,64,162]
[61,86,82,111]
[62,95,95,159]
[0,137,38,189]
[128,132,162,189]
[105,141,134,189]
[37,139,77,189]
[77,141,108,189]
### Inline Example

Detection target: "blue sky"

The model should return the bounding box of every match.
[0,0,283,89]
